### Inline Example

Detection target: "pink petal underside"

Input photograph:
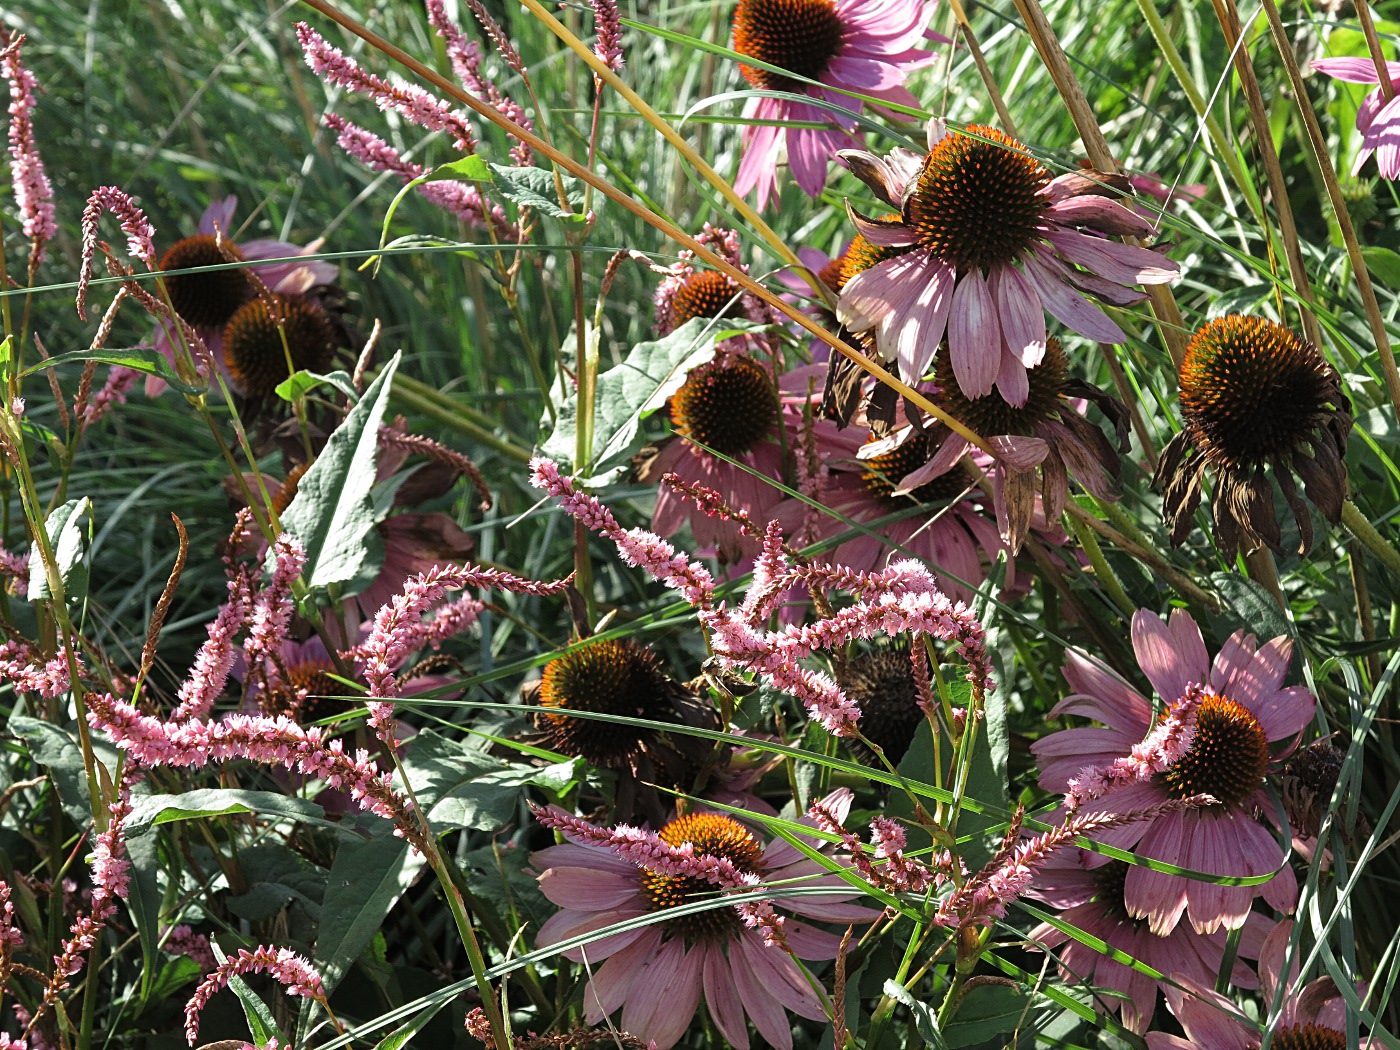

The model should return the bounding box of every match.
[1360,93,1400,178]
[1168,979,1256,1049]
[845,202,921,246]
[837,250,929,334]
[780,918,844,960]
[702,943,751,1050]
[827,54,905,90]
[1241,817,1296,913]
[730,938,797,1050]
[1257,918,1297,1008]
[1310,56,1394,84]
[1214,632,1288,705]
[925,116,946,149]
[1184,813,1254,934]
[947,270,1000,399]
[1124,813,1191,936]
[584,927,665,1021]
[736,933,828,1019]
[1208,630,1257,690]
[1043,228,1179,285]
[1055,650,1154,734]
[891,254,956,378]
[736,120,783,206]
[1022,250,1127,343]
[1045,194,1154,236]
[1251,684,1316,743]
[540,905,650,962]
[991,434,1048,471]
[1166,607,1210,682]
[838,0,934,51]
[620,937,704,1050]
[537,866,640,909]
[1131,607,1204,703]
[991,265,1047,367]
[892,435,969,496]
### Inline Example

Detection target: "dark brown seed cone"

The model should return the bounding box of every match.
[1154,315,1351,557]
[733,0,845,92]
[160,235,251,329]
[222,293,336,400]
[670,354,777,456]
[671,270,744,328]
[841,649,925,766]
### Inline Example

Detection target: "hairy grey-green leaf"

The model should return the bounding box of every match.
[28,497,91,603]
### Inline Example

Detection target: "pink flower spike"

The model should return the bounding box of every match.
[184,946,324,1044]
[1,32,56,268]
[586,0,625,70]
[172,568,254,722]
[242,535,306,670]
[78,186,158,319]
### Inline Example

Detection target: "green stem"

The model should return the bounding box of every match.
[1342,499,1400,577]
[391,375,533,463]
[1067,514,1135,617]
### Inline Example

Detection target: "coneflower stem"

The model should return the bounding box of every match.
[1257,0,1400,425]
[1065,502,1220,612]
[1243,548,1286,611]
[1355,0,1395,103]
[1341,500,1400,578]
[1067,514,1136,617]
[1348,542,1382,684]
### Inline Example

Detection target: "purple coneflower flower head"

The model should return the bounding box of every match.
[1312,57,1400,180]
[836,122,1180,405]
[876,336,1128,551]
[652,224,776,341]
[781,419,1004,601]
[532,792,876,1050]
[1154,315,1351,558]
[1028,845,1264,1034]
[1032,608,1316,936]
[639,352,789,562]
[731,0,937,209]
[149,196,337,397]
[1147,919,1379,1049]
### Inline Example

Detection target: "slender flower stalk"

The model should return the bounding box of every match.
[184,947,326,1044]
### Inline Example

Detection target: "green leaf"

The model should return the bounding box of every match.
[275,369,358,404]
[18,347,204,394]
[125,830,164,1001]
[1210,573,1294,644]
[280,352,401,592]
[9,716,93,825]
[312,815,425,999]
[1362,246,1400,288]
[434,154,493,182]
[125,789,328,835]
[27,497,92,604]
[942,980,1031,1048]
[483,163,585,222]
[540,317,756,484]
[883,978,947,1049]
[210,941,282,1046]
[374,998,452,1050]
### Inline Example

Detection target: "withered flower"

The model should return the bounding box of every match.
[527,638,718,822]
[1154,315,1351,556]
[840,648,926,766]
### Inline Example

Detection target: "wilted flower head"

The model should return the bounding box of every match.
[837,122,1179,404]
[1154,315,1351,556]
[731,0,937,208]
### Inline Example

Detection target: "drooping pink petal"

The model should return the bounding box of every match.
[536,866,639,909]
[1311,56,1394,84]
[947,270,999,398]
[619,937,703,1050]
[991,264,1047,368]
[1124,812,1191,936]
[702,942,750,1049]
[584,929,664,1021]
[891,254,955,378]
[1023,251,1127,343]
[1044,228,1179,285]
[1044,194,1155,236]
[837,250,928,333]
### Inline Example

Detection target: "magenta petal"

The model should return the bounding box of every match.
[1132,608,1204,703]
[1022,251,1127,342]
[947,271,999,398]
[837,251,927,334]
[736,934,827,1019]
[991,435,1048,470]
[584,928,664,1021]
[1185,814,1253,934]
[198,196,239,237]
[730,938,795,1050]
[1045,194,1155,235]
[620,937,703,1050]
[991,265,1046,368]
[536,866,639,909]
[702,944,750,1050]
[994,349,1030,406]
[1057,650,1154,733]
[1311,56,1391,84]
[1044,228,1179,285]
[1221,634,1290,708]
[845,202,921,246]
[1125,814,1190,935]
[737,120,782,207]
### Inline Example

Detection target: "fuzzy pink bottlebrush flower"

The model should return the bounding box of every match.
[731,0,937,209]
[1027,842,1265,1034]
[1031,609,1315,936]
[1,32,56,268]
[531,791,877,1050]
[184,946,324,1044]
[651,225,778,350]
[1312,57,1400,180]
[147,196,338,397]
[836,122,1179,405]
[1148,919,1380,1049]
[77,186,157,320]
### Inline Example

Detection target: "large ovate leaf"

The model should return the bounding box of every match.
[10,715,93,825]
[28,497,91,603]
[280,352,401,592]
[540,317,760,485]
[125,788,329,835]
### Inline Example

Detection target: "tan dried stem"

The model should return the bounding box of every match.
[1355,0,1395,103]
[1257,0,1400,424]
[944,0,1018,135]
[1009,0,1189,369]
[1210,0,1321,347]
[138,513,189,692]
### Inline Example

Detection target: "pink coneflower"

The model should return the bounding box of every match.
[652,224,776,342]
[785,420,1004,601]
[731,0,936,209]
[149,196,337,397]
[640,353,789,562]
[532,793,876,1050]
[1027,845,1262,1034]
[836,122,1180,404]
[1147,919,1377,1049]
[1312,57,1400,180]
[1031,608,1316,936]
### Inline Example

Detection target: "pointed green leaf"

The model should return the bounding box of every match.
[27,497,91,603]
